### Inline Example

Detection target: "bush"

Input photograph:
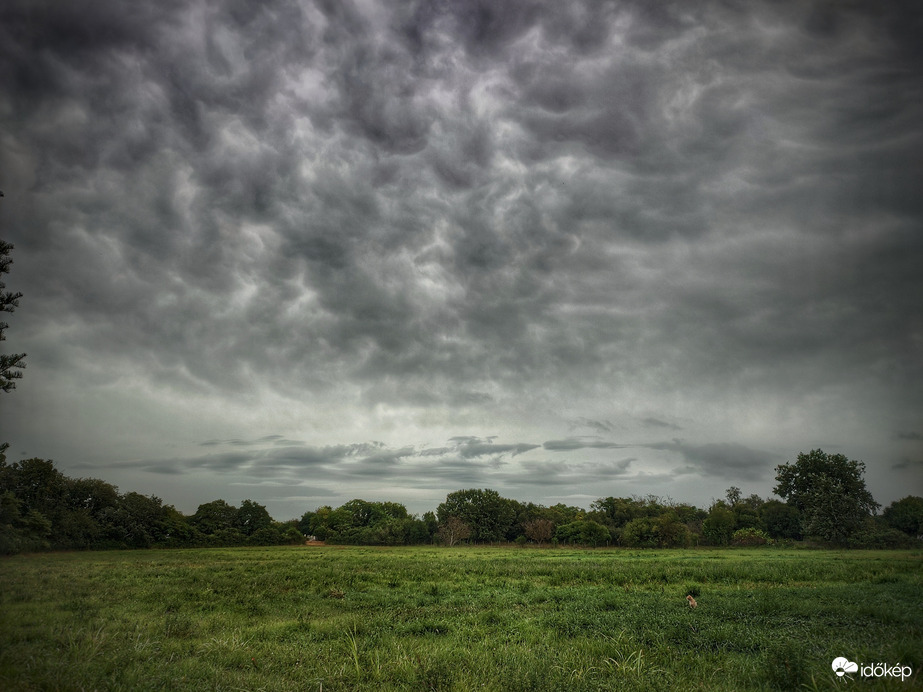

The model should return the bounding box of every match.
[703,503,736,545]
[883,496,923,537]
[731,528,771,546]
[555,520,610,546]
[846,518,921,549]
[621,514,690,548]
[249,525,286,545]
[621,517,656,548]
[760,500,802,540]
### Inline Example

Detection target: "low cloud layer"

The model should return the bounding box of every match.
[1,0,920,516]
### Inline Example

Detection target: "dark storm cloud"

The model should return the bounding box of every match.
[4,0,921,406]
[1,0,921,509]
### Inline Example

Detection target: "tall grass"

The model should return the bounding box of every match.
[1,546,920,690]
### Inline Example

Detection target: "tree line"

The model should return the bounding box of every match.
[2,226,920,554]
[2,449,921,555]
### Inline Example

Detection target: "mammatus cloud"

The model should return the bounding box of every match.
[4,0,920,407]
[1,0,920,515]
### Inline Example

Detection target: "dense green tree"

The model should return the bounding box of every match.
[555,520,610,546]
[547,503,584,525]
[774,450,878,514]
[774,450,878,543]
[760,500,802,540]
[379,501,411,520]
[621,517,657,547]
[249,524,285,545]
[338,499,383,528]
[804,477,869,543]
[846,516,919,549]
[0,457,67,530]
[297,510,315,537]
[619,514,691,548]
[733,506,763,531]
[0,490,52,553]
[96,493,170,548]
[235,499,273,536]
[421,511,438,540]
[654,512,692,547]
[671,502,706,525]
[302,500,428,546]
[723,487,762,530]
[192,499,238,535]
[300,505,333,540]
[437,489,517,542]
[883,496,923,537]
[402,516,432,544]
[702,502,736,546]
[592,496,663,528]
[210,527,247,546]
[742,494,765,512]
[66,477,120,516]
[160,505,199,546]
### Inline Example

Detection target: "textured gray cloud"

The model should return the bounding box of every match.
[543,439,629,452]
[451,437,540,458]
[891,458,923,472]
[645,441,777,482]
[1,0,921,517]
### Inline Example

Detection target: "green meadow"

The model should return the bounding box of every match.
[1,546,920,691]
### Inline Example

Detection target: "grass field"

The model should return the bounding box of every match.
[1,546,920,691]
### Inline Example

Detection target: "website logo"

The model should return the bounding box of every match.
[832,657,913,682]
[832,657,858,677]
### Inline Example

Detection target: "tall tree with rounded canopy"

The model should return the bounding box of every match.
[774,449,878,543]
[437,489,517,543]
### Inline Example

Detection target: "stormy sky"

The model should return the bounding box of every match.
[1,0,921,519]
